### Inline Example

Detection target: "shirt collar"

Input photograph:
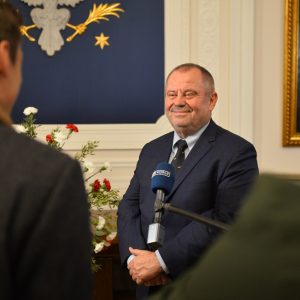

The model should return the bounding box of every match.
[172,120,210,151]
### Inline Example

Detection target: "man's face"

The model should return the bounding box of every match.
[165,68,217,138]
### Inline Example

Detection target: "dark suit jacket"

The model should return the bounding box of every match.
[117,120,258,298]
[149,174,300,300]
[0,125,91,300]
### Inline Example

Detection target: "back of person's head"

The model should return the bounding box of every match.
[0,1,23,126]
[0,0,22,63]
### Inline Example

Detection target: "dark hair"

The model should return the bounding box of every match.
[0,1,23,63]
[167,63,215,96]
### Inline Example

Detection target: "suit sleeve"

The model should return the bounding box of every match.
[158,142,258,278]
[117,148,149,267]
[13,158,92,300]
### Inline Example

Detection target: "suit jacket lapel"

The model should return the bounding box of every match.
[159,133,174,163]
[166,121,218,200]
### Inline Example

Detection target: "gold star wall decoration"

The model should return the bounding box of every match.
[95,33,110,49]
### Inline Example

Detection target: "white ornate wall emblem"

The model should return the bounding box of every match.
[20,1,124,56]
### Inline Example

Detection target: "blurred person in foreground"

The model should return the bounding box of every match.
[149,174,300,300]
[117,63,259,299]
[0,1,91,299]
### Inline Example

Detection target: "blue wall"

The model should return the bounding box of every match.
[11,0,164,124]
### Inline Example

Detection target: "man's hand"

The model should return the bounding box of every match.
[128,247,163,285]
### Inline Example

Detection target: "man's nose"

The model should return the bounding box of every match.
[173,92,186,105]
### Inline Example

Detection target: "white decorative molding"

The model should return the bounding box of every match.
[189,0,221,124]
[227,0,255,142]
[190,0,219,74]
[164,0,191,75]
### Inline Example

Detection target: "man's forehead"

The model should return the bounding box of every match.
[166,73,203,89]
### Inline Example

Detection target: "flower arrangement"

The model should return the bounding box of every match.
[16,107,120,272]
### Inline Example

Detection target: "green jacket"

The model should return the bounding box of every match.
[149,174,300,300]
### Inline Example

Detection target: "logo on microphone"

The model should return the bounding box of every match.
[152,170,171,178]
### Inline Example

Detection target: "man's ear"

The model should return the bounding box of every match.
[209,91,218,111]
[0,40,11,76]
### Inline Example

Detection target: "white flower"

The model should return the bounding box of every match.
[96,215,106,230]
[106,232,117,241]
[104,241,111,247]
[82,160,94,173]
[53,131,66,144]
[94,241,105,253]
[14,125,26,133]
[104,161,110,169]
[23,107,38,116]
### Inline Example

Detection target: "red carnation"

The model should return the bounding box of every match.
[46,134,53,143]
[66,124,78,132]
[93,179,101,192]
[103,178,111,191]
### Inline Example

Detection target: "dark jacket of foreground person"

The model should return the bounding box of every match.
[150,174,300,300]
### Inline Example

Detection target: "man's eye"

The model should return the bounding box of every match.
[167,92,177,98]
[184,91,198,99]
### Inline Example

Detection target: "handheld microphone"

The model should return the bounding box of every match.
[147,162,175,250]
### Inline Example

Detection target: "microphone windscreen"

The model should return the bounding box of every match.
[151,162,175,195]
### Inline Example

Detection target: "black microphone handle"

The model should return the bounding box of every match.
[163,203,230,231]
[153,189,165,223]
[147,189,166,250]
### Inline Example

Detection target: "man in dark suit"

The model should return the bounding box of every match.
[0,2,91,299]
[149,174,300,300]
[117,63,259,299]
